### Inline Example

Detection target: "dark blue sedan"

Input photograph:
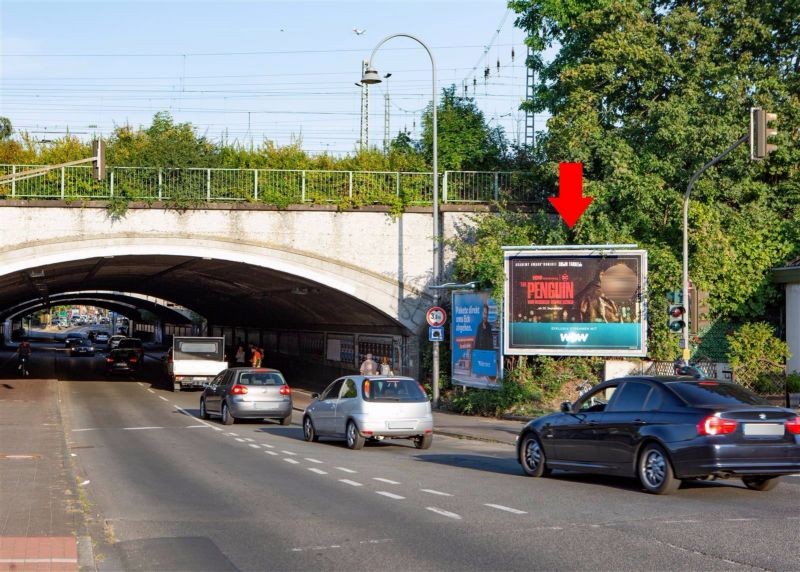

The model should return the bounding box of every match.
[517,376,800,494]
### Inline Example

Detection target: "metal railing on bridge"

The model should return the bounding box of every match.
[0,164,544,206]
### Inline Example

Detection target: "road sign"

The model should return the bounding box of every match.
[426,306,447,327]
[429,326,444,342]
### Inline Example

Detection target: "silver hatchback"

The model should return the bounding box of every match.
[303,376,433,450]
[200,368,293,426]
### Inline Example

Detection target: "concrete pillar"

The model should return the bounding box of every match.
[787,283,800,374]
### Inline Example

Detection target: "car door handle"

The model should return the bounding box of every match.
[633,419,646,425]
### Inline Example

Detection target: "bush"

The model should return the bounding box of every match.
[727,322,789,371]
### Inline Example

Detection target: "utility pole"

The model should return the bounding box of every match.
[359,60,369,150]
[525,46,535,148]
[383,73,392,154]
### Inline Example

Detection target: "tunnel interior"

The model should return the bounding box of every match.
[0,255,413,387]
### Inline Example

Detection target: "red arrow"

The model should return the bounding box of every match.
[549,162,593,229]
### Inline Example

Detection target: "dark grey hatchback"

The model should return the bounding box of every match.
[517,376,800,494]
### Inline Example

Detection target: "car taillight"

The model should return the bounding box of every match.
[786,417,800,435]
[279,385,291,396]
[129,357,138,363]
[698,415,737,436]
[230,384,248,395]
[106,357,113,363]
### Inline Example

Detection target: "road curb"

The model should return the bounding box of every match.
[433,429,515,447]
[77,536,96,572]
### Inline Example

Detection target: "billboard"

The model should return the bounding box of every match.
[504,249,647,356]
[451,291,501,389]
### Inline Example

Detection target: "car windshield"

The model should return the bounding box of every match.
[362,378,427,402]
[668,381,769,406]
[238,372,285,386]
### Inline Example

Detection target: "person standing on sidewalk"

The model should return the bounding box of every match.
[16,339,32,376]
[360,353,378,376]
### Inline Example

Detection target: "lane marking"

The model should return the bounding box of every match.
[146,389,155,394]
[284,458,300,465]
[421,489,452,497]
[248,444,261,449]
[426,507,462,520]
[227,432,239,437]
[308,468,328,475]
[724,518,758,522]
[373,478,400,485]
[336,467,357,474]
[235,438,246,442]
[72,428,96,432]
[376,491,405,500]
[137,382,144,387]
[122,426,163,431]
[360,539,392,545]
[281,450,297,456]
[261,444,275,449]
[243,438,255,442]
[158,396,169,402]
[0,559,78,564]
[304,458,323,464]
[485,503,527,515]
[173,405,223,431]
[185,425,208,428]
[265,451,279,456]
[339,479,363,487]
[662,520,700,524]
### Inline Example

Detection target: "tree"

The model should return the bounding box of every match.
[0,117,12,141]
[488,0,799,358]
[420,86,509,171]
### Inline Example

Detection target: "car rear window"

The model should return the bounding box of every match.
[362,378,427,402]
[668,381,769,406]
[174,339,223,361]
[238,372,286,386]
[119,339,143,349]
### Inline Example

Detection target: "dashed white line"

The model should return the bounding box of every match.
[484,503,527,515]
[146,389,155,394]
[185,425,208,428]
[724,518,758,522]
[248,444,261,449]
[136,382,144,387]
[173,405,223,431]
[426,507,462,520]
[304,457,323,464]
[158,396,169,402]
[226,432,239,437]
[122,426,163,431]
[261,444,275,449]
[421,489,452,497]
[662,520,700,524]
[373,478,400,485]
[376,491,405,500]
[243,438,255,442]
[281,450,297,456]
[308,468,328,475]
[235,438,246,442]
[265,451,279,456]
[72,428,96,432]
[284,458,300,465]
[336,467,357,474]
[339,479,363,487]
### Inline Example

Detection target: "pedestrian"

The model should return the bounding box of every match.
[251,345,263,368]
[379,356,393,376]
[255,346,263,368]
[235,341,245,366]
[360,353,378,376]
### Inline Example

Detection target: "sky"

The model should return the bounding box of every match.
[0,0,540,156]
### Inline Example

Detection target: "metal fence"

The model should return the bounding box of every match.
[0,165,539,205]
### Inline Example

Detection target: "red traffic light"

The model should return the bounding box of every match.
[670,306,684,318]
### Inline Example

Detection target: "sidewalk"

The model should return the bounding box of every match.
[0,379,87,571]
[291,390,524,446]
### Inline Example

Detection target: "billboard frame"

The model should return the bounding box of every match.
[503,246,648,357]
[450,289,503,390]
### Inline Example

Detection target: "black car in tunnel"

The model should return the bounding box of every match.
[106,348,142,376]
[517,376,800,494]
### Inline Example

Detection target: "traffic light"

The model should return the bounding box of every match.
[92,139,106,181]
[668,304,686,333]
[750,107,778,160]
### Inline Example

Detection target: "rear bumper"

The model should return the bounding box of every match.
[673,442,800,478]
[230,399,292,419]
[357,417,434,438]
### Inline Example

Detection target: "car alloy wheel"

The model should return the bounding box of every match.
[346,420,364,450]
[520,434,549,477]
[638,443,680,495]
[303,416,318,442]
[222,403,235,426]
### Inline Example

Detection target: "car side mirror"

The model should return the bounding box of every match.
[311,393,320,399]
[560,401,572,413]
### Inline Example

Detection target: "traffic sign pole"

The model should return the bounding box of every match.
[426,306,447,408]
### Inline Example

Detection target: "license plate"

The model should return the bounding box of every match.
[743,423,784,436]
[388,420,416,430]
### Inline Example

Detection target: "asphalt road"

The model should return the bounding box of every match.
[5,343,800,571]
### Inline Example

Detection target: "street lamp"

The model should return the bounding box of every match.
[361,33,440,403]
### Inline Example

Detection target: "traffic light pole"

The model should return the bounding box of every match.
[681,133,749,363]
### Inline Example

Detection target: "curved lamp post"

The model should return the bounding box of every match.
[361,33,440,405]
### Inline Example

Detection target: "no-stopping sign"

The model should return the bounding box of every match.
[426,306,447,327]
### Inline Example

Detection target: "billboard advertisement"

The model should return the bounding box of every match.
[451,291,501,389]
[504,249,647,356]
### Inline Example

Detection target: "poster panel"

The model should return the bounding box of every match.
[451,291,501,389]
[503,249,647,356]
